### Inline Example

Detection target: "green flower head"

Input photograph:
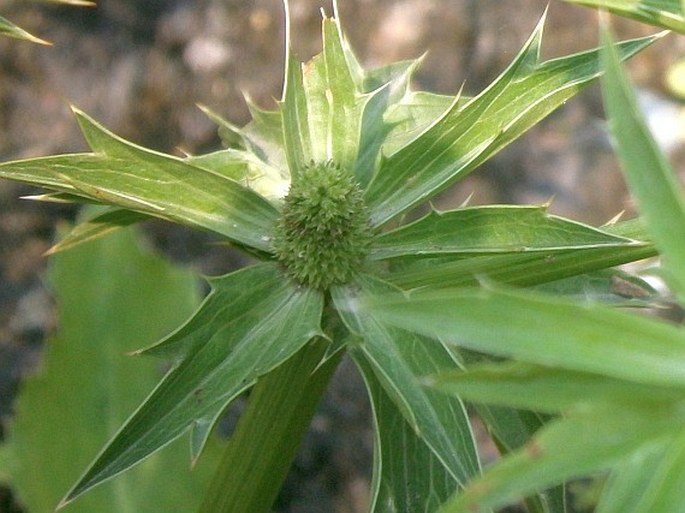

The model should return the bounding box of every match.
[272,160,371,289]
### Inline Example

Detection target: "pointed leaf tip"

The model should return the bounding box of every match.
[0,15,52,45]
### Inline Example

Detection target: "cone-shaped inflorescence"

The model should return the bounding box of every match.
[272,161,372,290]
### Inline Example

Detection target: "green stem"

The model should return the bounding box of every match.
[198,339,341,513]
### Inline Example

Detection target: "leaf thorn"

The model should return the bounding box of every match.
[604,210,625,226]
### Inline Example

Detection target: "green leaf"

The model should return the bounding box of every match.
[61,263,323,506]
[0,108,280,252]
[566,0,685,33]
[0,15,50,44]
[354,56,472,188]
[354,62,418,188]
[595,443,668,513]
[383,240,656,290]
[47,208,147,254]
[380,90,466,158]
[355,354,462,513]
[197,104,247,150]
[601,27,685,301]
[596,430,685,513]
[0,226,219,513]
[354,286,685,388]
[187,148,289,202]
[241,100,288,170]
[430,362,685,513]
[472,407,568,513]
[183,149,251,181]
[451,355,565,513]
[312,16,363,170]
[474,404,546,455]
[626,430,685,513]
[333,277,480,489]
[281,13,365,175]
[371,205,642,259]
[364,11,662,227]
[196,103,288,196]
[428,361,685,414]
[362,59,420,91]
[532,269,658,305]
[281,47,311,177]
[438,403,681,513]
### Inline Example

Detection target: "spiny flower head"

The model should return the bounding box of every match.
[272,161,372,290]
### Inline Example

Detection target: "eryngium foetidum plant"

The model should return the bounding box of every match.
[0,2,677,512]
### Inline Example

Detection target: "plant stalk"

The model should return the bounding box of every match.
[198,338,340,513]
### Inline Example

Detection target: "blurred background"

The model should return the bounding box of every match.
[0,1,683,511]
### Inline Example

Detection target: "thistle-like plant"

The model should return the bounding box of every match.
[0,1,681,512]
